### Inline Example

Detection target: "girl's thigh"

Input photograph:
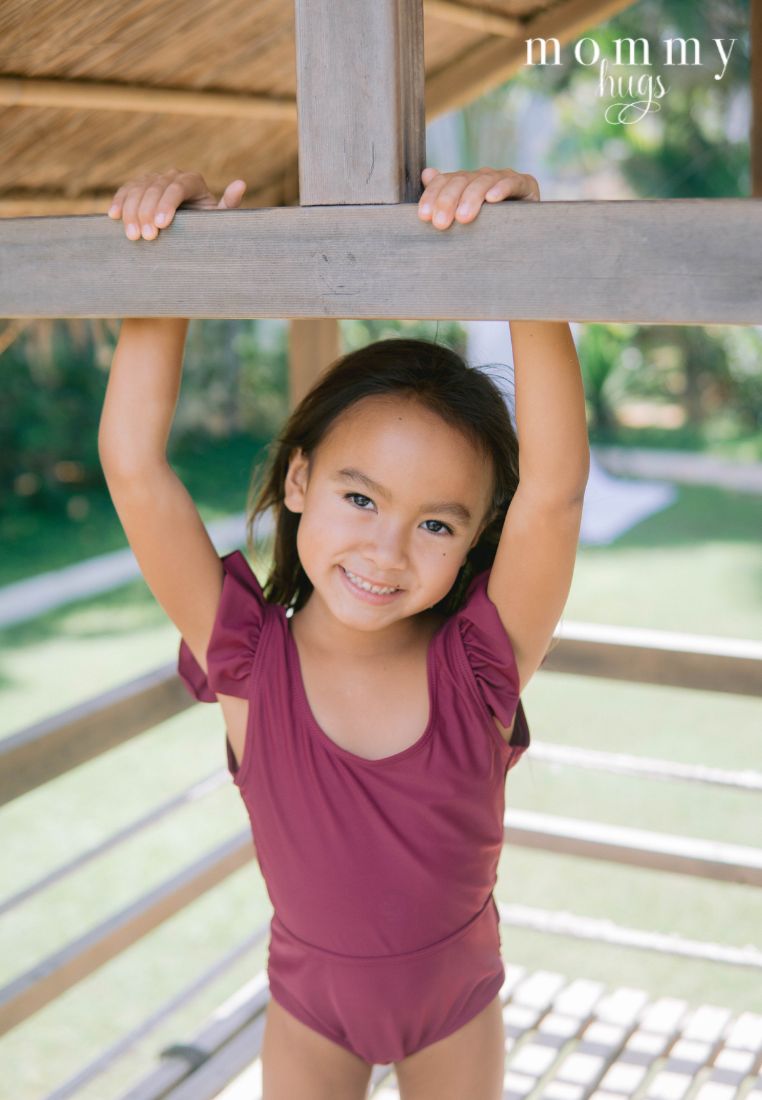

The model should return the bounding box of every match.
[394,993,505,1100]
[261,996,373,1100]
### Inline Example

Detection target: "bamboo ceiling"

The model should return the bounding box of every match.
[0,0,637,216]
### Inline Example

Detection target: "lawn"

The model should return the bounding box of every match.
[1,455,760,1098]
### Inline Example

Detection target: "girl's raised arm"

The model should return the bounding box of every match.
[486,318,590,695]
[417,165,591,698]
[98,170,246,675]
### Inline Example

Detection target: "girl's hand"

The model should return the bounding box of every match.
[107,168,247,241]
[418,166,540,231]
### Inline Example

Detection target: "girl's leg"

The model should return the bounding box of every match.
[261,996,373,1100]
[394,993,505,1100]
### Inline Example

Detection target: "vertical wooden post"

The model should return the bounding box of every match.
[752,0,762,196]
[288,318,342,409]
[287,0,426,408]
[293,0,425,204]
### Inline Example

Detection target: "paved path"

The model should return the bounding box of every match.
[1,446,760,628]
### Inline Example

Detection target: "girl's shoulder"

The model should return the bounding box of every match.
[178,548,275,703]
[439,567,524,734]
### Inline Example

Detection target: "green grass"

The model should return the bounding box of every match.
[1,468,761,1097]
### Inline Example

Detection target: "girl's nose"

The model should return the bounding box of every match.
[365,531,408,571]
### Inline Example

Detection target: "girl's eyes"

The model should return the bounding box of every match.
[343,492,454,536]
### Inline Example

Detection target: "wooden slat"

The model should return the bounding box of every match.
[116,974,271,1100]
[496,902,762,969]
[541,620,762,697]
[287,318,341,409]
[0,832,255,1036]
[426,0,638,117]
[425,0,522,36]
[3,623,759,805]
[506,810,762,886]
[45,933,265,1100]
[0,662,193,805]
[0,770,230,917]
[2,199,761,322]
[0,76,296,121]
[294,0,425,204]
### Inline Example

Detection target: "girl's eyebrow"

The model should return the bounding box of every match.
[333,467,473,524]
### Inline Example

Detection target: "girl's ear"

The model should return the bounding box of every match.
[283,447,309,513]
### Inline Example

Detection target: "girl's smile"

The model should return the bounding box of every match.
[338,563,405,604]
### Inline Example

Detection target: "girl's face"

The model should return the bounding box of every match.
[283,394,494,632]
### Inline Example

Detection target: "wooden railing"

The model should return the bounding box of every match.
[1,623,760,1098]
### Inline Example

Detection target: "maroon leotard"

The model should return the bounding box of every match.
[178,549,530,1065]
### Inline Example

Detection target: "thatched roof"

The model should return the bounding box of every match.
[0,0,636,216]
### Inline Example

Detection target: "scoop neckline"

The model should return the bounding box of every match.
[283,610,448,767]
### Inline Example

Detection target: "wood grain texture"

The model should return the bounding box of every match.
[2,199,761,322]
[294,0,425,203]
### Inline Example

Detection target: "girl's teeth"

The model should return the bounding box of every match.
[344,568,397,595]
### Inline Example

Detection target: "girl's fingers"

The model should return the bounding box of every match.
[418,171,464,223]
[153,178,190,230]
[137,178,175,239]
[107,184,127,218]
[421,172,478,229]
[121,183,150,240]
[217,179,247,209]
[419,167,541,229]
[484,172,540,202]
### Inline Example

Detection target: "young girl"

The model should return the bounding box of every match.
[101,166,589,1100]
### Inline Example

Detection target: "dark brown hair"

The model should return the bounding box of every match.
[245,337,520,617]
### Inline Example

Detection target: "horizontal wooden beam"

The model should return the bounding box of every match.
[2,199,760,323]
[424,0,522,37]
[0,832,255,1034]
[427,0,637,116]
[508,810,762,887]
[542,620,762,696]
[0,663,194,804]
[3,619,759,807]
[0,76,296,122]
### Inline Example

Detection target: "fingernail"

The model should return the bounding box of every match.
[155,212,166,226]
[420,203,430,214]
[434,211,448,226]
[127,223,138,238]
[142,224,154,238]
[456,203,469,215]
[108,204,118,216]
[486,187,500,199]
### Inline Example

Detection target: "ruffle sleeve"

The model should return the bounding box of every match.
[177,549,267,702]
[456,569,529,751]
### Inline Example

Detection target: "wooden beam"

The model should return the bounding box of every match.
[3,619,759,806]
[0,664,194,804]
[294,0,425,203]
[0,76,296,122]
[427,0,639,117]
[0,833,255,1034]
[507,810,762,887]
[753,0,762,197]
[541,620,762,697]
[1,199,760,323]
[288,319,341,409]
[424,0,522,37]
